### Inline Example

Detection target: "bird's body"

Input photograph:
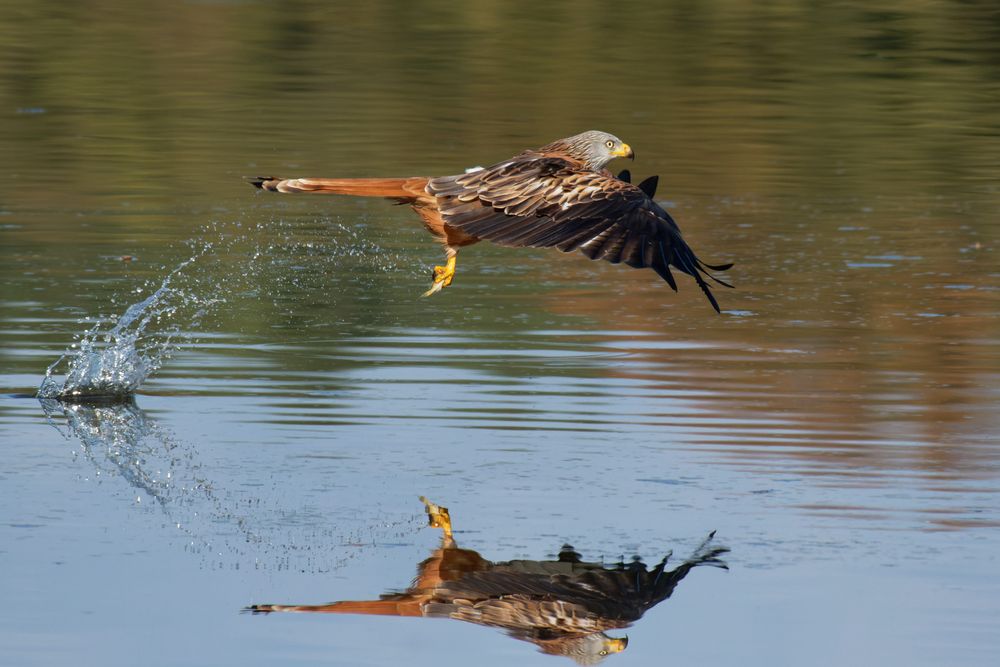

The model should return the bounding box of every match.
[251,131,732,311]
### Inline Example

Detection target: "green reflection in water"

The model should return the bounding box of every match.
[1,0,998,476]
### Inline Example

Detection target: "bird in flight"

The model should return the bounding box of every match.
[246,497,730,665]
[250,131,733,311]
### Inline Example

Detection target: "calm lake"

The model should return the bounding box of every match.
[1,2,999,666]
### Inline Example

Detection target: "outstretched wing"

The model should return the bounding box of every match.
[428,156,732,312]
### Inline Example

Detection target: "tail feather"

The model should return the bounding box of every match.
[243,599,424,616]
[248,176,429,199]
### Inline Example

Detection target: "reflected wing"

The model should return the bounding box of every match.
[426,568,650,630]
[426,538,730,633]
[428,156,732,312]
[425,571,623,633]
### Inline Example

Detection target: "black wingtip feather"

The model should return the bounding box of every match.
[655,241,679,291]
[694,259,735,288]
[702,283,722,314]
[637,175,659,199]
[673,244,722,313]
[701,261,734,272]
[698,267,722,313]
[656,263,678,291]
[246,176,275,190]
[704,271,735,289]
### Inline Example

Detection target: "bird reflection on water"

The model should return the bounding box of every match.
[247,497,729,665]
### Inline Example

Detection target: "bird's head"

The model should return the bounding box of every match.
[540,632,629,665]
[546,130,634,171]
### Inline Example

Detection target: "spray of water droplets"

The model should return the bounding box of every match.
[39,396,421,572]
[37,217,408,400]
[38,254,218,399]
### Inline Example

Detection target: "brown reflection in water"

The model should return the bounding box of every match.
[530,245,999,484]
[246,497,728,665]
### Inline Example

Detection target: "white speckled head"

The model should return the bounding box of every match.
[541,130,635,170]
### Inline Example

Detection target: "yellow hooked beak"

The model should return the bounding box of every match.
[603,636,628,654]
[612,143,634,160]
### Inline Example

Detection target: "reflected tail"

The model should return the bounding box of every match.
[245,598,424,617]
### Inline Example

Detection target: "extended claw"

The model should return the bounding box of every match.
[421,256,457,297]
[419,496,453,538]
[422,281,445,297]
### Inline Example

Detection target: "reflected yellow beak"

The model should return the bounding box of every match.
[612,143,634,160]
[605,636,629,654]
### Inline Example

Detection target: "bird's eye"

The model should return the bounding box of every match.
[605,140,615,148]
[599,651,608,656]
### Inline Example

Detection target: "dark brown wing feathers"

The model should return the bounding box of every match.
[428,154,732,312]
[424,539,730,632]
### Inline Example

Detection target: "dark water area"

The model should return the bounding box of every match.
[1,2,999,665]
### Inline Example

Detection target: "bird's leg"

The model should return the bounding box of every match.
[422,252,457,297]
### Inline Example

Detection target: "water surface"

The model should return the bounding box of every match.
[1,2,999,666]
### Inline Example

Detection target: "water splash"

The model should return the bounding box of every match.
[38,255,220,400]
[36,217,407,400]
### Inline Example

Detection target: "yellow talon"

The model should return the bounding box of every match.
[418,496,453,538]
[422,255,457,297]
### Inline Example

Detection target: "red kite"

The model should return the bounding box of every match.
[251,131,733,311]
